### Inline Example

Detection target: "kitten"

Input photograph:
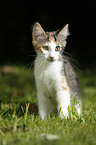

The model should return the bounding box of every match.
[32,22,81,119]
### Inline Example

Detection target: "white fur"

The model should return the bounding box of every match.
[33,23,81,119]
[40,40,60,61]
[34,52,70,119]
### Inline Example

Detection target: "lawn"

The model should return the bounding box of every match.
[0,65,96,145]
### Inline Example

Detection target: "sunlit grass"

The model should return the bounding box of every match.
[0,65,96,145]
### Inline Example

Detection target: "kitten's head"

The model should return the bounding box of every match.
[32,22,69,62]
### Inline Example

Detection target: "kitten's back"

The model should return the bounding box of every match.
[64,62,81,102]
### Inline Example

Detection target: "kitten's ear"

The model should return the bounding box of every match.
[32,22,47,42]
[57,24,70,46]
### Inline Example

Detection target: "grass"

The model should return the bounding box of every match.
[0,65,96,145]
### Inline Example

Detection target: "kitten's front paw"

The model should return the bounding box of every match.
[39,111,47,119]
[59,110,69,119]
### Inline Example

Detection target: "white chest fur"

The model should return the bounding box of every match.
[34,56,63,95]
[34,56,71,119]
[34,56,81,119]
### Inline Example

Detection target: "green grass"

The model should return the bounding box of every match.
[0,65,96,145]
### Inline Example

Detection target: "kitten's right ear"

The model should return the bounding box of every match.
[32,22,47,43]
[56,24,70,47]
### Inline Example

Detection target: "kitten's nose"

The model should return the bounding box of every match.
[50,56,54,60]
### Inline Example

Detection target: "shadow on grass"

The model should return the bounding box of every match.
[0,101,38,118]
[0,101,38,133]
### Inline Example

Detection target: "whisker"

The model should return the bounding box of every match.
[35,57,45,69]
[43,59,47,67]
[29,61,34,71]
[27,54,37,57]
[34,57,45,63]
[67,42,71,49]
[23,56,46,71]
[38,58,46,69]
[27,54,45,57]
[21,48,35,53]
[23,61,34,70]
[64,51,72,57]
[62,55,78,63]
[61,58,81,72]
[29,57,45,71]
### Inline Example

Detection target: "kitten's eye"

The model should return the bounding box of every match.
[55,46,60,51]
[43,46,49,51]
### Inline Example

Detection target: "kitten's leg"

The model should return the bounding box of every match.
[57,90,70,118]
[75,101,82,115]
[37,92,50,119]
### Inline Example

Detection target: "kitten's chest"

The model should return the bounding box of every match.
[34,60,63,92]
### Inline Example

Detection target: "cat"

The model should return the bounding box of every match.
[32,22,81,119]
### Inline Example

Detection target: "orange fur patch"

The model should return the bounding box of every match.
[32,41,42,50]
[61,75,69,91]
[49,35,55,42]
[35,46,41,50]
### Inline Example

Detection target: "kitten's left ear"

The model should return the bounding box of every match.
[56,24,70,47]
[32,22,47,49]
[32,22,47,42]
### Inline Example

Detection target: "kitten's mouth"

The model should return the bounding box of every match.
[47,56,55,62]
[48,59,55,62]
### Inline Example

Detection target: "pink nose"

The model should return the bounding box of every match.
[50,56,54,60]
